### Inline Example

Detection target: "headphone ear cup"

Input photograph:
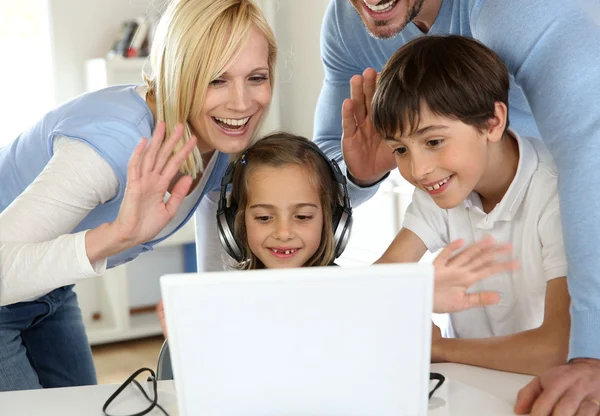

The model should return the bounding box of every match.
[331,205,352,258]
[332,204,343,234]
[335,210,352,258]
[225,199,244,262]
[226,199,238,238]
[217,198,244,263]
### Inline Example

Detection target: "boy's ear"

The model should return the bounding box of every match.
[486,102,508,143]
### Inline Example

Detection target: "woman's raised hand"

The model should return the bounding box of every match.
[110,121,197,247]
[433,236,520,313]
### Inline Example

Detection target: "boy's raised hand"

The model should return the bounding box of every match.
[433,236,519,313]
[341,68,396,187]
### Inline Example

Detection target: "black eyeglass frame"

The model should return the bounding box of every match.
[429,372,446,399]
[104,368,444,413]
[102,367,170,416]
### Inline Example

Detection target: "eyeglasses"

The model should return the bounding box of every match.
[102,367,170,416]
[104,367,445,414]
[429,372,446,399]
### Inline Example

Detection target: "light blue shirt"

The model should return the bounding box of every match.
[0,85,229,269]
[315,0,600,359]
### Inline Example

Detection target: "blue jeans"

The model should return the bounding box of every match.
[0,285,97,391]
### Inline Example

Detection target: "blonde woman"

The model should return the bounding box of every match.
[0,0,276,391]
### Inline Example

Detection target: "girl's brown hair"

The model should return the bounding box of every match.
[229,132,341,269]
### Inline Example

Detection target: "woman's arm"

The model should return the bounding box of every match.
[0,122,196,306]
[432,277,570,375]
[0,137,119,305]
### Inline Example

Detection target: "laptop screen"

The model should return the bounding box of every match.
[161,263,433,416]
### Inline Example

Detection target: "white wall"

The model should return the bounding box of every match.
[269,0,330,139]
[47,0,167,105]
[47,0,329,129]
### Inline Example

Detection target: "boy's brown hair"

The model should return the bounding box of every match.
[372,35,510,139]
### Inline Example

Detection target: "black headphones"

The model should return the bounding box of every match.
[216,137,353,263]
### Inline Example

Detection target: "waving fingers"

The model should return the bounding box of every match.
[445,235,495,267]
[363,68,377,115]
[433,239,465,267]
[165,175,194,216]
[141,121,166,173]
[342,99,358,141]
[350,74,367,125]
[127,137,148,182]
[463,243,514,272]
[462,291,501,309]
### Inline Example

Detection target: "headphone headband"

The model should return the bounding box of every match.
[216,136,353,263]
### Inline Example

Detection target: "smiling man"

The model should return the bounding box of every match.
[349,0,430,38]
[313,1,600,415]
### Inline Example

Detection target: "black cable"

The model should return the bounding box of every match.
[104,368,443,413]
[429,372,446,399]
[102,367,170,416]
[132,379,169,415]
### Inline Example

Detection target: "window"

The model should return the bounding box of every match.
[0,1,54,147]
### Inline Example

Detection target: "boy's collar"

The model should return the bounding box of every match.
[463,129,538,226]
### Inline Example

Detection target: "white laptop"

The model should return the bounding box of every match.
[160,263,434,416]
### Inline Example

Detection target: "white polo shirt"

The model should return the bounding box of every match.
[403,130,567,338]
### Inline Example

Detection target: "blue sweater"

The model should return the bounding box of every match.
[0,85,229,269]
[314,0,600,360]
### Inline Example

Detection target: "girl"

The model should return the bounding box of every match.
[218,132,352,269]
[0,0,275,391]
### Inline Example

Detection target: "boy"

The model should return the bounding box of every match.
[372,35,570,376]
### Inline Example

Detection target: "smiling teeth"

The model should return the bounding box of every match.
[272,248,297,254]
[424,177,449,191]
[363,0,397,12]
[214,116,250,127]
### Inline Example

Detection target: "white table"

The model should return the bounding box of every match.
[0,363,534,415]
[429,363,534,415]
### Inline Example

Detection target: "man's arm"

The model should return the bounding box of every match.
[314,2,392,207]
[474,0,600,362]
[433,278,570,376]
[472,2,600,412]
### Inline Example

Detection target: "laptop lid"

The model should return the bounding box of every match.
[160,263,433,416]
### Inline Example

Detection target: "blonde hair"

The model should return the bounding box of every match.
[229,132,340,270]
[145,0,277,177]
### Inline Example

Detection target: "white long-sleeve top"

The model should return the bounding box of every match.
[0,137,116,305]
[0,134,214,307]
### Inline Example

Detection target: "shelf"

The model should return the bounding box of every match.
[102,56,149,69]
[87,311,163,346]
[85,57,149,92]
